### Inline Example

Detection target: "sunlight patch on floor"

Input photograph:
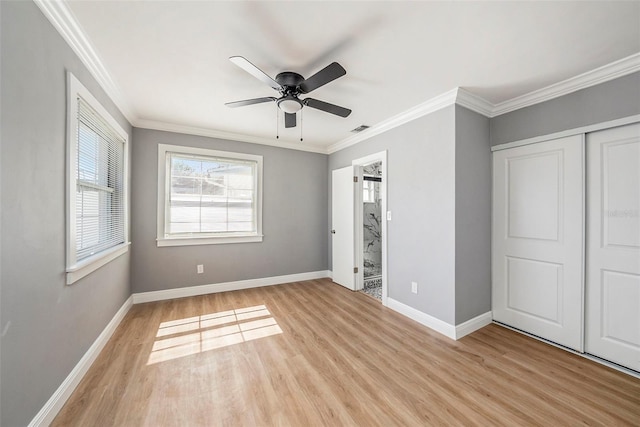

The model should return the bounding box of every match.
[148,304,282,364]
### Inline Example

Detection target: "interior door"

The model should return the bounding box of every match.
[332,166,355,290]
[586,123,640,371]
[492,135,584,351]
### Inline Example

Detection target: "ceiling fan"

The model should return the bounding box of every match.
[225,56,352,129]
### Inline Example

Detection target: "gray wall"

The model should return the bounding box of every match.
[454,106,491,324]
[0,2,132,426]
[329,107,457,325]
[490,72,640,146]
[131,128,328,293]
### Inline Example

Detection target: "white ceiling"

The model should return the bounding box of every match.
[64,1,640,151]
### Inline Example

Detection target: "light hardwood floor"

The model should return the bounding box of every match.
[53,279,640,426]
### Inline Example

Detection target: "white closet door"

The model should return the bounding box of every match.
[493,135,584,351]
[586,123,640,371]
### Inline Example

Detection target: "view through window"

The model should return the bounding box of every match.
[168,153,256,235]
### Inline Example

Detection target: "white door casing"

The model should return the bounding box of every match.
[586,123,640,371]
[352,151,388,305]
[354,165,364,291]
[492,135,584,351]
[332,166,356,290]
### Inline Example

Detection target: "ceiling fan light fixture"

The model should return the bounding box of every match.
[227,57,351,128]
[277,96,303,114]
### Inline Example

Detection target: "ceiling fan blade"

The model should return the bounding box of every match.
[284,112,296,128]
[299,62,346,94]
[303,98,352,118]
[225,97,276,108]
[229,56,282,91]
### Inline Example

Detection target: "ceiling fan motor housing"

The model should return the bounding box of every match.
[275,72,304,93]
[275,72,305,113]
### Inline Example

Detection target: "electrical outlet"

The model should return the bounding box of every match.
[411,281,418,294]
[197,264,204,274]
[387,211,392,221]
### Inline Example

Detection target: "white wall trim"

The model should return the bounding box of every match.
[132,271,331,304]
[66,242,130,285]
[491,114,640,152]
[454,312,492,339]
[156,144,264,247]
[33,0,136,124]
[327,88,459,154]
[386,298,456,340]
[65,71,130,285]
[456,88,495,117]
[33,0,326,155]
[135,119,328,154]
[386,299,491,340]
[492,53,640,116]
[36,1,640,155]
[29,296,133,427]
[327,54,640,155]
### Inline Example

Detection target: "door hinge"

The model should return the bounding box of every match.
[354,267,358,274]
[353,176,358,183]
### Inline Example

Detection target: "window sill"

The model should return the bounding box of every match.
[66,242,130,285]
[157,235,264,247]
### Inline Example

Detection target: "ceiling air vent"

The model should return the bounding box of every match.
[351,125,370,133]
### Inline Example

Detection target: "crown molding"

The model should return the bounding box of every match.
[34,0,640,154]
[135,119,328,154]
[33,0,137,124]
[327,88,459,154]
[327,87,496,154]
[456,88,495,117]
[491,52,640,116]
[327,53,640,154]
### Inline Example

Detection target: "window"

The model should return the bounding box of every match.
[363,180,375,203]
[66,73,129,284]
[363,176,381,203]
[157,144,263,246]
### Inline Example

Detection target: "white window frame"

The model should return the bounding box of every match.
[157,144,263,247]
[363,179,375,203]
[66,72,130,285]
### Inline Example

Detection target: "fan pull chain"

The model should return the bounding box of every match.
[276,106,279,139]
[300,110,304,142]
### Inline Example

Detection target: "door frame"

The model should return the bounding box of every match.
[353,151,388,306]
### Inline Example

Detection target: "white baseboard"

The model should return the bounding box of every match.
[132,270,331,304]
[455,311,492,339]
[29,296,133,427]
[387,298,456,339]
[386,299,491,341]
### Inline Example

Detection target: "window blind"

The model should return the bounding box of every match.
[75,97,125,260]
[167,152,257,236]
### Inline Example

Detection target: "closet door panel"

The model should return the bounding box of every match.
[493,135,584,351]
[586,123,640,371]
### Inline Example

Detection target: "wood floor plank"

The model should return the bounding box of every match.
[53,279,640,426]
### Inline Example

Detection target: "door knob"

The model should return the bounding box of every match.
[331,230,336,234]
